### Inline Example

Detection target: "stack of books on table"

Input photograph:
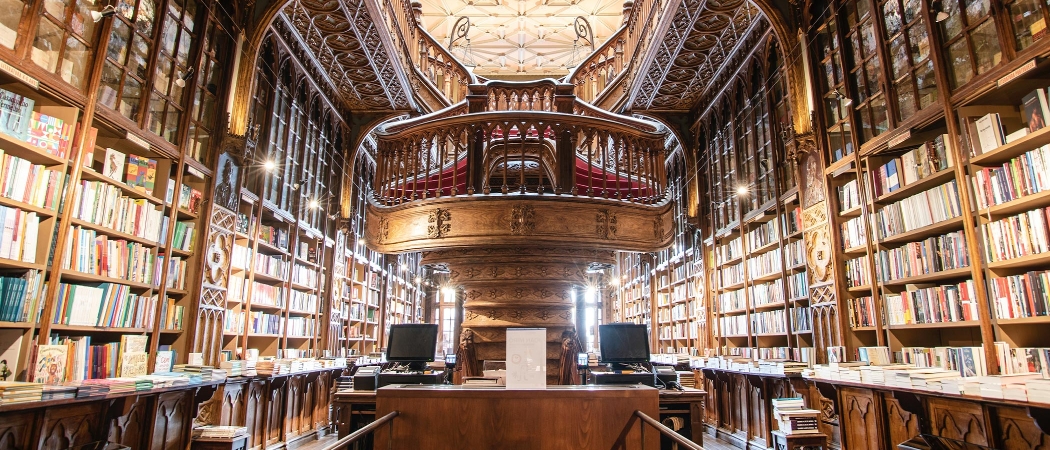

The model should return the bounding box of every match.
[677,371,696,388]
[1026,379,1050,403]
[319,357,348,368]
[40,384,77,400]
[219,360,244,377]
[837,367,862,382]
[173,365,224,381]
[0,381,43,404]
[858,365,913,385]
[908,369,960,391]
[192,425,248,439]
[73,381,110,397]
[759,360,809,375]
[154,371,203,384]
[941,377,980,395]
[978,374,1043,400]
[140,373,190,388]
[771,397,820,434]
[336,376,353,391]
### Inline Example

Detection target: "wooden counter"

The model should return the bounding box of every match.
[370,385,660,449]
[335,386,706,449]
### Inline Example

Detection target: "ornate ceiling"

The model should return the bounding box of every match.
[279,0,414,111]
[416,0,625,77]
[629,0,767,111]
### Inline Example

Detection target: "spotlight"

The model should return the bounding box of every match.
[414,276,422,284]
[736,186,750,195]
[91,5,116,22]
[308,199,320,210]
[174,67,195,88]
[263,160,276,171]
[400,263,408,271]
[933,0,949,21]
[357,238,366,245]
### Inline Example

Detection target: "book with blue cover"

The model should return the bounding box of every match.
[0,89,34,141]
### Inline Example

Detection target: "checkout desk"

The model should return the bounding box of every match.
[333,385,706,449]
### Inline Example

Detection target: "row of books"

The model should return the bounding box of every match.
[784,206,802,235]
[971,143,1050,210]
[899,345,988,377]
[0,271,42,323]
[839,179,862,212]
[993,341,1046,375]
[884,280,980,325]
[98,148,157,195]
[746,247,782,278]
[258,224,289,250]
[749,278,783,307]
[63,226,159,285]
[980,206,1050,263]
[785,239,805,267]
[787,272,807,299]
[286,317,316,337]
[292,263,318,289]
[847,296,877,328]
[841,216,866,250]
[870,135,954,198]
[249,311,283,335]
[719,314,747,336]
[745,220,777,251]
[874,230,970,281]
[721,262,743,286]
[791,306,812,332]
[670,303,688,321]
[159,298,184,330]
[758,347,792,360]
[874,180,962,239]
[254,252,288,279]
[990,269,1050,319]
[719,289,745,312]
[0,205,39,263]
[52,283,157,329]
[165,256,187,290]
[249,283,284,308]
[0,151,65,210]
[34,334,155,383]
[844,256,869,287]
[289,290,317,312]
[73,180,166,243]
[170,221,196,253]
[716,237,742,264]
[227,272,246,303]
[224,309,244,334]
[751,309,786,334]
[231,244,252,271]
[176,184,203,215]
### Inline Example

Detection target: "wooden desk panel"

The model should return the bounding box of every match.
[373,386,661,449]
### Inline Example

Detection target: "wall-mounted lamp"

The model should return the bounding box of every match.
[174,67,195,88]
[91,5,116,22]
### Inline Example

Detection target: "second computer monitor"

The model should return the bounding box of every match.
[598,323,650,367]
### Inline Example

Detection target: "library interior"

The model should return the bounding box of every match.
[3,0,1050,448]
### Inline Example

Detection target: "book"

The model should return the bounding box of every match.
[119,351,148,377]
[975,113,1005,155]
[125,154,141,188]
[188,188,202,214]
[102,148,125,180]
[0,88,34,141]
[34,344,68,384]
[155,350,174,373]
[178,184,191,211]
[1022,88,1050,132]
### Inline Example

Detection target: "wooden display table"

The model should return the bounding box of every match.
[771,430,828,450]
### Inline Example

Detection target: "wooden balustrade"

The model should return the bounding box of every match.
[371,82,669,206]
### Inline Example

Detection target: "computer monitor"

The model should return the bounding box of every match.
[598,323,651,368]
[385,324,439,370]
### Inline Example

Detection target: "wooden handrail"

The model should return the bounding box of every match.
[634,410,704,450]
[322,411,400,450]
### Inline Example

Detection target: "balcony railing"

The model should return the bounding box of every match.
[372,80,669,206]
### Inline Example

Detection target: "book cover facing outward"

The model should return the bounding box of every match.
[34,344,67,384]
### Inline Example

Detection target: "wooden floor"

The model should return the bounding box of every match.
[283,427,734,449]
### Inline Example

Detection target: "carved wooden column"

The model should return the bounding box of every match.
[794,133,843,362]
